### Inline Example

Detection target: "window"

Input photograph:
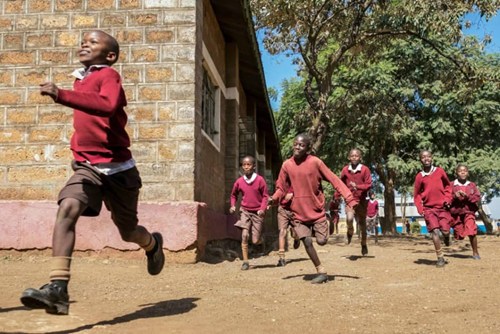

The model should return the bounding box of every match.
[201,67,220,144]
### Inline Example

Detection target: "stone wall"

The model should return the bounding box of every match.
[0,0,198,202]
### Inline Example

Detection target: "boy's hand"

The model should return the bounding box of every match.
[40,82,59,101]
[283,192,294,203]
[229,206,236,214]
[257,210,265,217]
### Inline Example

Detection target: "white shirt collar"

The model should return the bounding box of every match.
[71,65,110,79]
[420,165,436,177]
[348,163,363,173]
[243,172,257,184]
[454,179,470,186]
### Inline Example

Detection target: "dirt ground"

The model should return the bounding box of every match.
[1,234,499,334]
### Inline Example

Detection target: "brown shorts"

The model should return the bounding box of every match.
[291,219,328,244]
[234,209,264,242]
[345,197,368,222]
[423,207,451,233]
[277,206,294,230]
[58,160,142,232]
[366,215,379,228]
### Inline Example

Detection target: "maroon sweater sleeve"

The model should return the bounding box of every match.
[413,173,424,215]
[57,68,125,116]
[357,166,372,191]
[230,178,241,207]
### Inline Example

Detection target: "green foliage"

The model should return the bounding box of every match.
[252,0,500,209]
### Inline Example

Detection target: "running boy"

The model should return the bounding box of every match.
[20,30,164,315]
[230,155,269,270]
[366,191,379,243]
[275,181,295,267]
[328,197,341,235]
[413,150,453,268]
[450,164,481,259]
[336,148,372,255]
[270,134,357,284]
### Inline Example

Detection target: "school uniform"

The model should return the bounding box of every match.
[450,179,481,239]
[230,173,269,242]
[337,164,372,218]
[272,155,356,242]
[413,166,453,232]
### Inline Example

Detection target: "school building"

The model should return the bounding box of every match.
[0,0,282,262]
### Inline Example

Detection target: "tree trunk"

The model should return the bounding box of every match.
[477,204,493,234]
[383,181,396,234]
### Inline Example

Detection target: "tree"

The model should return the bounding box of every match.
[252,0,500,151]
[258,1,500,232]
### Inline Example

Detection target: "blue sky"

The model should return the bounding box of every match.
[258,12,500,219]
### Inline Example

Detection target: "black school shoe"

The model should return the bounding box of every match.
[277,258,286,267]
[20,282,69,315]
[147,232,165,275]
[361,244,368,256]
[311,273,328,284]
[436,257,447,268]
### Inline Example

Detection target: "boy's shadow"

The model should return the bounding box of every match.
[343,255,375,261]
[39,297,200,334]
[251,257,308,270]
[414,259,440,266]
[445,254,473,259]
[0,306,28,313]
[282,274,360,281]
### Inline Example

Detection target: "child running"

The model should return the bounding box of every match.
[275,180,295,267]
[230,155,269,270]
[450,164,482,259]
[328,197,341,235]
[366,191,379,243]
[336,148,372,255]
[413,150,453,268]
[20,30,165,315]
[270,134,357,284]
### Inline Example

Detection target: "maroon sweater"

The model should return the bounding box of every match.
[337,164,372,200]
[230,174,269,212]
[413,166,452,214]
[57,67,131,163]
[450,180,481,216]
[272,155,356,224]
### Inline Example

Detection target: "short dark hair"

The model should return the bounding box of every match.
[455,163,468,173]
[240,155,255,165]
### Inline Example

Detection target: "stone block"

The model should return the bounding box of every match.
[88,0,115,10]
[145,0,177,9]
[164,10,196,25]
[101,14,126,27]
[15,68,50,86]
[0,127,25,143]
[28,127,65,143]
[72,15,98,28]
[0,70,13,86]
[129,13,159,26]
[146,65,174,83]
[26,33,53,48]
[28,0,51,12]
[177,101,195,120]
[55,0,83,11]
[119,0,141,9]
[3,33,23,49]
[157,102,176,121]
[0,51,35,65]
[121,66,143,83]
[177,26,196,43]
[115,29,143,44]
[7,165,67,183]
[126,103,156,122]
[158,143,177,160]
[175,63,195,82]
[146,29,175,44]
[0,90,23,104]
[56,31,79,46]
[167,83,195,101]
[131,47,159,62]
[6,107,37,125]
[138,85,165,101]
[169,122,194,139]
[41,15,70,29]
[16,16,39,30]
[161,44,195,62]
[137,124,167,140]
[5,0,25,13]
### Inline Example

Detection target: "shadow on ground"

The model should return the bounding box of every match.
[7,298,200,334]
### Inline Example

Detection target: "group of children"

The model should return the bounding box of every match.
[19,30,484,317]
[230,143,484,283]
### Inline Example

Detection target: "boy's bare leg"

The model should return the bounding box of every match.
[432,230,446,267]
[277,228,287,266]
[345,211,354,244]
[241,229,250,270]
[469,235,480,259]
[302,237,328,284]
